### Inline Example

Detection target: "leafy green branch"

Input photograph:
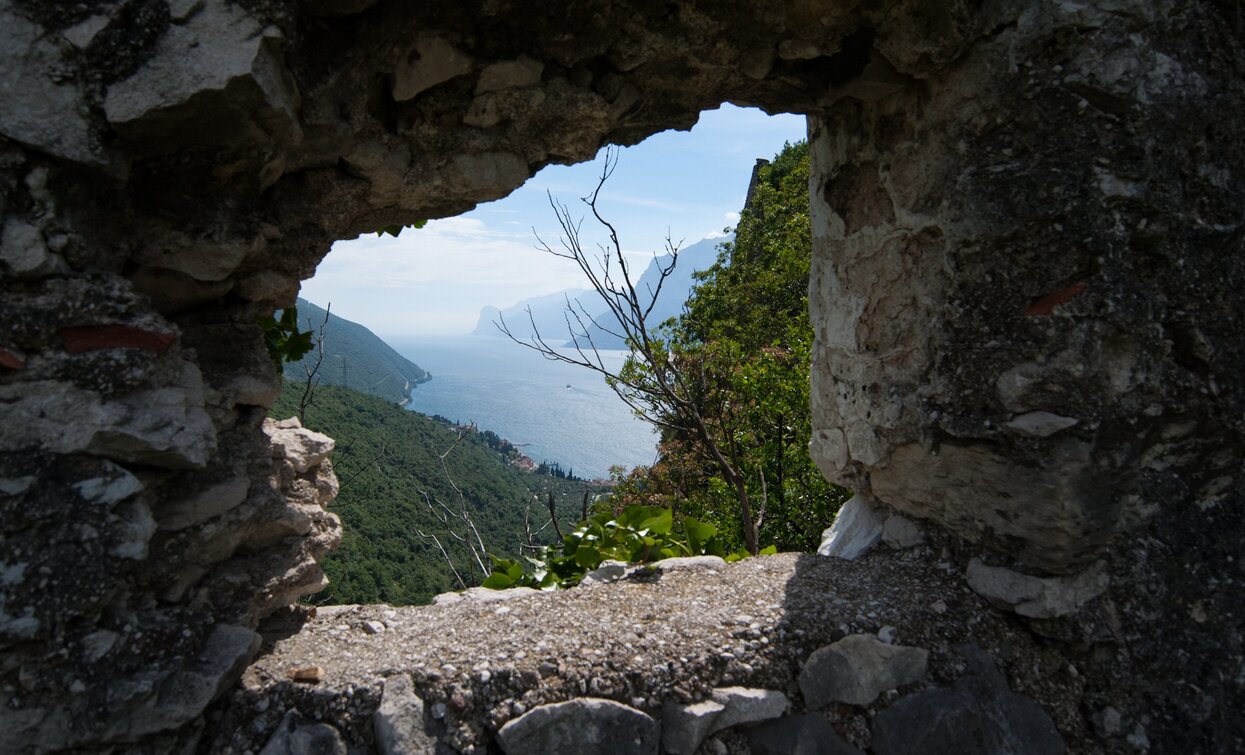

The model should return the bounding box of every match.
[482,504,776,591]
[376,219,428,237]
[260,306,314,367]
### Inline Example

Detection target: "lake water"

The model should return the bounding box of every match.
[387,335,658,480]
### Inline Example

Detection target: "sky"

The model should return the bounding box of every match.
[300,105,807,338]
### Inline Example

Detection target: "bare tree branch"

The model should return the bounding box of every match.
[495,146,762,554]
[414,521,467,591]
[546,490,564,541]
[297,303,331,423]
[410,423,496,586]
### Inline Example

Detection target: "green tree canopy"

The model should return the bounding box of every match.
[612,141,850,552]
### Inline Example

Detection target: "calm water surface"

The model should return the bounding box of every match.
[388,335,658,480]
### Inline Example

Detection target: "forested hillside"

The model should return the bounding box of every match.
[282,298,429,405]
[610,141,851,552]
[270,384,600,605]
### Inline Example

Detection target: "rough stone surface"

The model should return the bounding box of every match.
[260,711,348,755]
[806,0,1244,580]
[817,495,885,560]
[496,698,659,755]
[1,219,59,278]
[156,477,251,531]
[966,559,1109,619]
[102,0,300,154]
[799,634,928,708]
[881,513,924,549]
[393,36,475,102]
[871,645,1065,755]
[1004,411,1080,438]
[0,623,261,751]
[0,0,1241,751]
[207,550,1087,754]
[745,714,864,755]
[580,559,632,585]
[646,555,727,573]
[662,686,789,754]
[431,586,539,605]
[374,674,440,755]
[265,418,336,474]
[0,4,102,165]
[0,376,216,468]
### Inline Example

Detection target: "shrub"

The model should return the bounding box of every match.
[482,504,776,590]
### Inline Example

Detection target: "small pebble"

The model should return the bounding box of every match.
[287,666,326,684]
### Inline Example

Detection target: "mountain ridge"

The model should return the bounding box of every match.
[575,235,727,348]
[283,298,430,405]
[472,235,728,348]
[471,288,593,340]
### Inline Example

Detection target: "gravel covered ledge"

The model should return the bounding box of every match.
[202,543,1122,754]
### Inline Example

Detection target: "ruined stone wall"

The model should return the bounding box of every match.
[0,0,1241,751]
[808,0,1245,576]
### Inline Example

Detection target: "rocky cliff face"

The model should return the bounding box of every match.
[0,0,1240,752]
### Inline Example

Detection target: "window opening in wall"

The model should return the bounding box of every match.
[273,105,849,606]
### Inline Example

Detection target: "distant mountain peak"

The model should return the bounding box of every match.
[571,234,729,348]
[471,288,592,340]
[471,305,503,336]
[473,235,728,349]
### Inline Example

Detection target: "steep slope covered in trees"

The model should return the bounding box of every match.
[282,298,429,405]
[271,384,597,605]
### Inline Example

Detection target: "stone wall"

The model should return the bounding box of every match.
[807,0,1245,576]
[0,0,1241,751]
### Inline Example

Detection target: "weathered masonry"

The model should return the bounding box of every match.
[0,0,1241,752]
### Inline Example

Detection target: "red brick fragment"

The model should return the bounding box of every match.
[1024,280,1088,316]
[59,325,176,354]
[286,666,325,684]
[0,346,25,370]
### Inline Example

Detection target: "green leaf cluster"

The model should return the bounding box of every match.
[375,219,428,237]
[481,505,777,590]
[260,306,315,367]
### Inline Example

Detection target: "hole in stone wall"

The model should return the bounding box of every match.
[276,104,841,606]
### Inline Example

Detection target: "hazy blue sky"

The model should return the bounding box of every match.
[301,105,806,337]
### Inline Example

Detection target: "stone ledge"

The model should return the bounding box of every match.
[204,548,1086,753]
